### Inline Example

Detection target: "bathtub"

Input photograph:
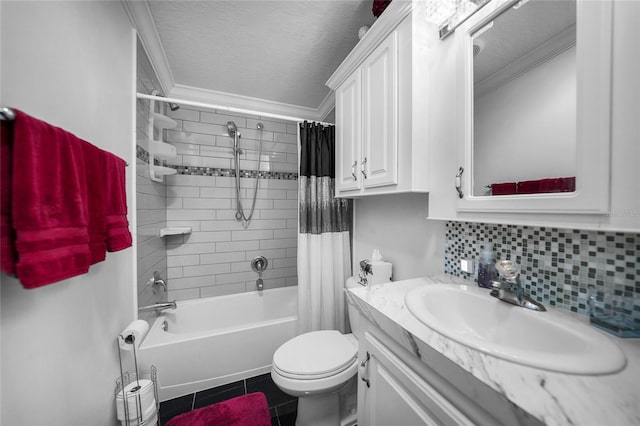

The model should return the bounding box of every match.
[139,286,297,401]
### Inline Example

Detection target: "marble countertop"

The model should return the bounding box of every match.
[346,274,640,426]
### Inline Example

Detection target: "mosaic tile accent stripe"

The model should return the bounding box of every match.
[136,146,298,180]
[136,145,162,166]
[172,165,298,180]
[444,221,640,324]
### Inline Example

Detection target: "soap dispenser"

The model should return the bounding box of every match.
[477,243,497,289]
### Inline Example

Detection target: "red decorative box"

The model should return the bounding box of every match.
[491,182,517,196]
[517,180,540,194]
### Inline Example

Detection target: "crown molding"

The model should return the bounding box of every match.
[121,0,175,95]
[326,0,412,90]
[317,90,336,123]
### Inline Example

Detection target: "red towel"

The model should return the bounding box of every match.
[104,152,132,252]
[7,110,91,288]
[0,110,132,288]
[561,176,576,192]
[165,392,271,426]
[82,142,107,264]
[491,182,517,196]
[1,119,17,273]
[516,179,540,194]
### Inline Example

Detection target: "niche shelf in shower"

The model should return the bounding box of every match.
[152,165,177,177]
[160,226,192,237]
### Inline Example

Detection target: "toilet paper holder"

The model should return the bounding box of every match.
[116,324,159,425]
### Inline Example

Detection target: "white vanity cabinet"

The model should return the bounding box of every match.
[327,1,435,198]
[358,332,473,425]
[354,314,538,426]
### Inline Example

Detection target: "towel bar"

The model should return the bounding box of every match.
[0,106,128,166]
[0,106,16,121]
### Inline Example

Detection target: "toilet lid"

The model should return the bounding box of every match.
[273,330,357,378]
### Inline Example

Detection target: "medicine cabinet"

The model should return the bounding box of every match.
[454,0,612,214]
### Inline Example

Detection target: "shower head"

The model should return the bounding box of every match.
[227,121,237,136]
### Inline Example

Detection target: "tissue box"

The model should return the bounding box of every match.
[358,259,392,286]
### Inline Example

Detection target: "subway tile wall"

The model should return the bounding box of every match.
[444,221,640,325]
[161,107,299,300]
[136,39,168,317]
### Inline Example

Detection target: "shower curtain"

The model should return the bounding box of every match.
[297,122,352,334]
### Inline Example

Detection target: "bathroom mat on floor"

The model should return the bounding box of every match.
[164,392,270,426]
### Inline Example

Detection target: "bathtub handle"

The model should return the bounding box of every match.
[251,256,268,291]
[150,271,167,294]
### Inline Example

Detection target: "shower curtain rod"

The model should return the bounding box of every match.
[136,93,334,127]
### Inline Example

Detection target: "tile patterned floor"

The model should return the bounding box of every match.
[159,373,297,426]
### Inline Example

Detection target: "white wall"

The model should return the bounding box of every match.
[353,193,444,281]
[0,2,135,425]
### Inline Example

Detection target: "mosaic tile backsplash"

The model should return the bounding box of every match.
[444,221,640,325]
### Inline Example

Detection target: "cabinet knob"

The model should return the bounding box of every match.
[352,161,358,181]
[361,157,368,179]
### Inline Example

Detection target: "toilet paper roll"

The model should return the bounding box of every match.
[121,410,157,426]
[116,379,156,421]
[119,320,149,351]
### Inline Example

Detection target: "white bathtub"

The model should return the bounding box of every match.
[139,286,297,401]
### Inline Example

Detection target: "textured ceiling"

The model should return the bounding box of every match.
[148,0,376,110]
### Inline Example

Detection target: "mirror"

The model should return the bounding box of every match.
[471,0,577,197]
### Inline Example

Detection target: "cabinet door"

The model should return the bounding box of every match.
[360,333,473,426]
[335,70,362,193]
[361,31,398,189]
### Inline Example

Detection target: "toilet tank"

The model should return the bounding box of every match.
[345,277,362,335]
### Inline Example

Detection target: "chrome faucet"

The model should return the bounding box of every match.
[138,301,177,312]
[490,260,546,311]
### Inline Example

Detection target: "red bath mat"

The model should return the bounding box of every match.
[165,392,271,426]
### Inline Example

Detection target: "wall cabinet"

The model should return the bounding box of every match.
[327,1,435,198]
[454,0,612,215]
[335,33,398,193]
[427,0,640,232]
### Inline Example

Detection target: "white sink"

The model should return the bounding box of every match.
[405,284,626,375]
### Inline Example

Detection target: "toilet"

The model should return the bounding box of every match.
[271,277,361,426]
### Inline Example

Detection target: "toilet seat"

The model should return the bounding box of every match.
[273,330,358,380]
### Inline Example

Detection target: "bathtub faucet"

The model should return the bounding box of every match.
[138,301,177,312]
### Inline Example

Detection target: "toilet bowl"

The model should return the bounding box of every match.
[271,277,362,426]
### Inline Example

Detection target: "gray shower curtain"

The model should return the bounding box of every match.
[297,122,352,333]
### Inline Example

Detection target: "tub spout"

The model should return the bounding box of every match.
[256,278,263,291]
[139,301,177,312]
